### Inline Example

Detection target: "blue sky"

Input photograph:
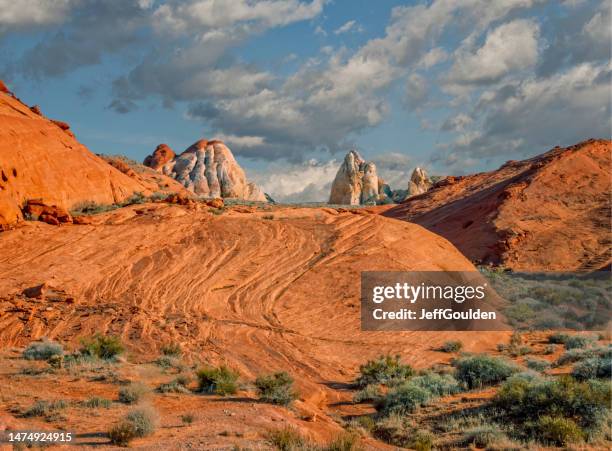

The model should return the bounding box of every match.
[0,0,610,201]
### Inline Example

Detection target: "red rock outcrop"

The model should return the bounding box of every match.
[143,144,175,170]
[23,199,73,225]
[384,139,612,271]
[0,80,147,229]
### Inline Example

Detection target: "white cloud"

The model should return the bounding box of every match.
[404,73,428,110]
[153,0,327,34]
[446,19,540,87]
[333,20,363,35]
[0,0,73,28]
[314,25,327,36]
[417,47,448,69]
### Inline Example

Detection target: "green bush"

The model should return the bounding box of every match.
[355,355,413,388]
[108,421,137,446]
[181,413,194,424]
[23,400,67,417]
[410,372,461,396]
[80,333,124,359]
[564,334,597,350]
[411,430,433,451]
[534,415,584,446]
[23,339,63,361]
[572,357,612,380]
[462,424,506,448]
[352,384,381,403]
[160,342,182,357]
[438,340,463,353]
[375,382,431,416]
[83,397,112,408]
[125,406,158,437]
[158,376,191,393]
[494,376,610,432]
[325,431,363,451]
[524,357,551,372]
[118,382,149,404]
[453,355,518,388]
[267,426,310,450]
[255,372,298,406]
[548,332,571,344]
[556,345,611,366]
[196,365,238,395]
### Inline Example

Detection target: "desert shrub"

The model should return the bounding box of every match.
[375,382,431,416]
[524,357,551,372]
[255,372,298,406]
[572,357,612,380]
[494,376,610,433]
[346,416,376,434]
[372,414,410,447]
[23,400,67,417]
[123,192,146,206]
[534,415,584,446]
[355,355,413,388]
[181,413,194,424]
[160,342,182,357]
[80,333,124,359]
[410,430,433,451]
[23,339,63,361]
[118,382,149,404]
[108,421,137,446]
[267,426,311,450]
[556,345,611,366]
[564,334,597,350]
[326,431,363,451]
[439,340,463,353]
[410,372,461,396]
[71,200,116,216]
[462,424,506,448]
[125,406,159,437]
[155,355,183,370]
[83,397,112,408]
[196,365,238,395]
[548,332,571,344]
[158,376,191,393]
[353,384,381,403]
[453,355,519,389]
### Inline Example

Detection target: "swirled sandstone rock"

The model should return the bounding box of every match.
[329,150,381,205]
[146,139,266,201]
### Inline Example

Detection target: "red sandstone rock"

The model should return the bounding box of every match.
[0,85,147,229]
[23,200,73,225]
[143,144,176,170]
[0,80,9,94]
[384,139,612,271]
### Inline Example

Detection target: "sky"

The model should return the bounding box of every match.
[0,0,610,202]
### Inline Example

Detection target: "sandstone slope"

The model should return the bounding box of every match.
[384,139,612,271]
[0,82,147,228]
[144,139,266,201]
[0,204,506,444]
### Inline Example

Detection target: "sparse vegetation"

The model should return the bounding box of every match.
[410,372,461,396]
[118,382,149,404]
[80,333,124,360]
[126,406,159,437]
[160,342,182,357]
[352,384,381,403]
[23,339,63,361]
[23,400,67,418]
[375,382,431,416]
[438,340,463,353]
[108,421,137,446]
[534,415,584,446]
[255,371,298,406]
[462,424,507,448]
[267,426,309,450]
[355,354,413,388]
[524,357,551,372]
[181,413,194,425]
[564,334,597,350]
[83,397,112,408]
[453,354,519,389]
[325,431,363,451]
[158,375,191,393]
[196,365,239,395]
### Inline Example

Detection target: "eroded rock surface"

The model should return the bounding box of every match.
[329,151,381,205]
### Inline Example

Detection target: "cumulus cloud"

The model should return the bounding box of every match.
[0,0,73,29]
[446,19,540,87]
